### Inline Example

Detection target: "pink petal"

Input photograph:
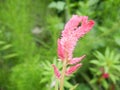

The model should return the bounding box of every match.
[52,64,61,79]
[102,73,109,79]
[57,39,65,60]
[59,15,95,61]
[69,55,86,65]
[65,15,82,29]
[62,15,82,37]
[65,64,82,76]
[87,20,95,30]
[75,19,95,38]
[60,36,77,59]
[83,20,95,33]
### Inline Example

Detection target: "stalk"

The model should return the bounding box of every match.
[65,0,71,21]
[60,60,67,90]
[55,80,58,90]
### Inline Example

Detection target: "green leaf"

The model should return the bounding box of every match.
[48,1,65,11]
[102,80,108,89]
[42,62,51,71]
[48,2,56,8]
[0,41,5,45]
[42,71,52,76]
[105,47,110,58]
[90,78,97,84]
[110,74,116,84]
[114,36,120,46]
[70,84,78,90]
[90,60,99,65]
[1,44,12,50]
[109,51,114,60]
[40,77,49,84]
[112,65,120,72]
[45,61,52,68]
[114,54,120,62]
[94,51,105,61]
[3,53,18,59]
[64,80,73,88]
[89,68,97,73]
[96,70,102,76]
[88,0,99,6]
[56,1,65,11]
[76,84,91,90]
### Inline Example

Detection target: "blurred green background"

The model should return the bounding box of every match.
[0,0,120,90]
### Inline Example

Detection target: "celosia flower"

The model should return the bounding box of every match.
[52,64,61,79]
[52,15,95,79]
[69,55,86,65]
[65,64,82,76]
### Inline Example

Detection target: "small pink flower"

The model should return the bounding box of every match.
[102,73,109,79]
[65,64,82,76]
[69,55,86,65]
[52,64,61,79]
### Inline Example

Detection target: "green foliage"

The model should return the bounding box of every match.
[40,57,76,90]
[9,56,42,90]
[0,26,17,89]
[76,83,91,90]
[90,48,120,89]
[0,0,120,90]
[48,1,65,12]
[38,15,64,61]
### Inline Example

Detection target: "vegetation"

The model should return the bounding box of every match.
[0,0,120,90]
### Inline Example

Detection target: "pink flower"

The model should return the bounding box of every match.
[53,15,95,78]
[102,73,109,79]
[100,67,109,79]
[65,64,82,76]
[57,39,65,60]
[52,64,61,79]
[69,55,86,65]
[58,15,94,60]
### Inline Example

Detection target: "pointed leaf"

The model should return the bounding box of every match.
[1,44,12,50]
[105,47,110,58]
[90,60,99,65]
[70,84,78,90]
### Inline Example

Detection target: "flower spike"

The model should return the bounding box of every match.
[52,64,61,79]
[65,64,82,76]
[52,15,95,90]
[69,55,86,65]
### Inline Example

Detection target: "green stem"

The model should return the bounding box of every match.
[60,60,67,90]
[65,0,71,22]
[55,80,58,90]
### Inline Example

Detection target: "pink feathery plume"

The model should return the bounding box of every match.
[52,64,61,79]
[57,39,65,60]
[69,55,86,65]
[65,64,82,76]
[53,15,94,79]
[58,15,94,60]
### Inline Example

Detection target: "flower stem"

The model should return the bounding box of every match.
[55,80,58,90]
[60,60,67,90]
[65,0,71,21]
